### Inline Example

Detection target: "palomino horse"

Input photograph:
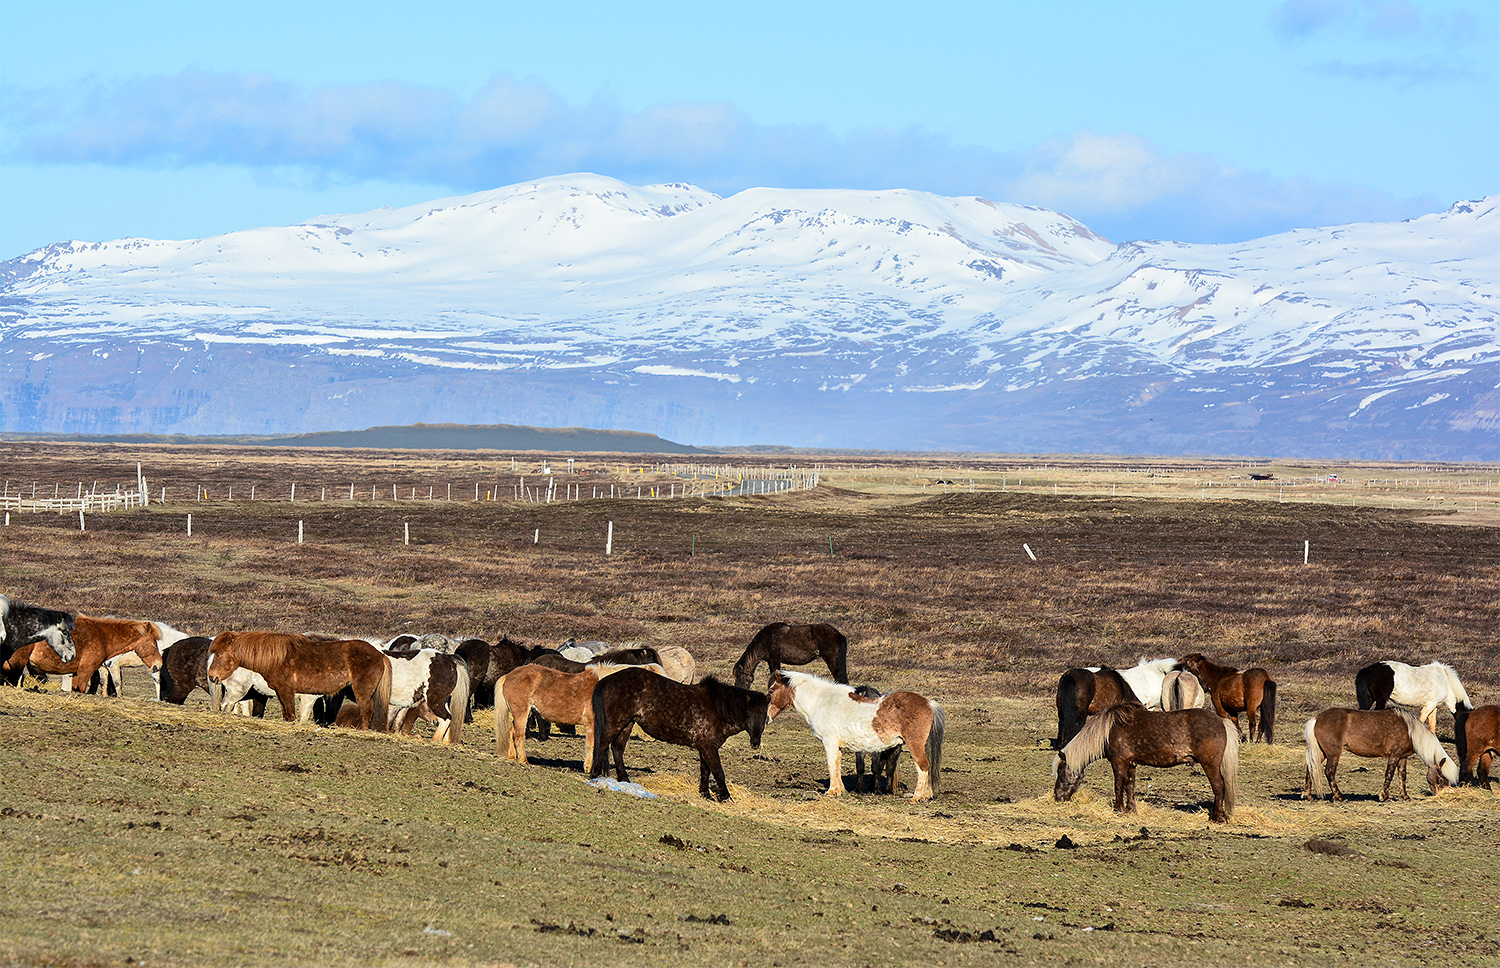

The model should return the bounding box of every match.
[1454,705,1499,789]
[1303,707,1459,801]
[1355,660,1472,735]
[590,669,769,801]
[0,594,76,669]
[206,631,392,730]
[1177,653,1277,743]
[1160,670,1207,711]
[732,622,848,690]
[2,616,165,692]
[1055,667,1138,749]
[495,662,664,767]
[767,671,945,802]
[1053,704,1239,823]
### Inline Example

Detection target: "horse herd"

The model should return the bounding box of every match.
[1052,653,1496,823]
[3,592,1496,819]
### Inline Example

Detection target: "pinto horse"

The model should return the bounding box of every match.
[589,669,769,801]
[1093,657,1179,710]
[767,671,945,801]
[2,616,165,692]
[496,662,663,767]
[1055,667,1138,749]
[1303,707,1459,801]
[1454,705,1499,789]
[732,622,848,690]
[1177,653,1277,743]
[381,648,471,744]
[206,631,392,730]
[1355,660,1472,735]
[1053,703,1239,823]
[0,594,75,669]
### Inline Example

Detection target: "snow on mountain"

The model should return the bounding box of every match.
[1,175,1495,458]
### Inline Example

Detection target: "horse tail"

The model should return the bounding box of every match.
[589,677,610,777]
[1304,717,1328,799]
[446,658,470,746]
[833,629,849,685]
[1355,665,1374,710]
[1055,670,1089,749]
[925,700,945,795]
[371,656,392,732]
[494,673,512,757]
[1219,715,1239,821]
[1454,706,1471,783]
[1258,679,1277,744]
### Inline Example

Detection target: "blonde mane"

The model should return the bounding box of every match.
[1392,706,1460,784]
[1051,707,1115,778]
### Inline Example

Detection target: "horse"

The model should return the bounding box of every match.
[1354,660,1472,735]
[1454,705,1499,789]
[523,647,663,741]
[1052,703,1239,823]
[156,635,216,705]
[852,685,902,794]
[454,635,538,710]
[1095,657,1179,710]
[1160,670,1207,711]
[69,620,193,697]
[1055,667,1138,749]
[0,594,76,669]
[2,616,166,693]
[380,648,471,744]
[1176,653,1277,743]
[732,622,848,690]
[589,669,769,801]
[655,645,696,684]
[766,671,944,802]
[1303,707,1459,801]
[206,631,392,730]
[496,662,664,767]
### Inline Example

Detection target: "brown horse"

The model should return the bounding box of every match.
[1177,653,1277,743]
[1,616,165,692]
[206,631,392,730]
[590,669,770,800]
[732,622,848,690]
[495,662,663,767]
[1454,705,1499,789]
[1054,667,1138,749]
[1303,707,1459,801]
[1053,703,1239,822]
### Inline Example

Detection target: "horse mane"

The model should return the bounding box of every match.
[222,632,305,669]
[1391,707,1459,782]
[1053,705,1118,777]
[700,674,761,722]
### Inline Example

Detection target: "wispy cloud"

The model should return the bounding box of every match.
[1271,0,1488,85]
[1,70,1435,243]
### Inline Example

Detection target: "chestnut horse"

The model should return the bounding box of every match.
[1055,667,1138,749]
[767,671,944,801]
[2,616,165,692]
[732,622,848,690]
[495,662,664,767]
[1053,703,1239,822]
[1303,707,1458,801]
[1177,653,1277,743]
[590,669,769,800]
[1454,705,1499,789]
[206,631,392,730]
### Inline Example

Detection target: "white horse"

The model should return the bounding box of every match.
[1087,657,1178,709]
[1356,660,1472,734]
[766,670,944,801]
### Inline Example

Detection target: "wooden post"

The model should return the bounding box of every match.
[404,521,410,545]
[290,483,295,502]
[1304,540,1310,565]
[298,520,304,544]
[534,529,539,545]
[79,509,85,531]
[187,514,192,536]
[1023,543,1037,562]
[606,521,613,556]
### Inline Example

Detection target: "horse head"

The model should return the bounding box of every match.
[764,673,796,721]
[1052,752,1086,803]
[744,696,769,750]
[731,654,755,690]
[205,633,241,684]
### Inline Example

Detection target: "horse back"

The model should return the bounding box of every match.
[1314,707,1413,759]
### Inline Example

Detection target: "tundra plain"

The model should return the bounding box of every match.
[1,443,1498,967]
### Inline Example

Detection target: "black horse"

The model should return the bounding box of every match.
[732,622,848,690]
[0,594,76,681]
[589,669,769,801]
[1054,667,1139,750]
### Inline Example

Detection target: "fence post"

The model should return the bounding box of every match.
[187,514,192,536]
[79,509,85,531]
[404,521,410,545]
[298,520,304,544]
[1304,540,1310,565]
[606,521,614,556]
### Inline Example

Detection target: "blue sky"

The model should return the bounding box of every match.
[1,0,1495,258]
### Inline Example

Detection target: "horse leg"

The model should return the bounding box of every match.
[275,689,298,721]
[1326,754,1343,802]
[1398,758,1410,800]
[1204,763,1227,823]
[509,702,528,764]
[1110,760,1130,813]
[609,727,631,783]
[824,743,844,797]
[1478,751,1494,790]
[908,736,933,802]
[1381,759,1398,801]
[701,747,730,801]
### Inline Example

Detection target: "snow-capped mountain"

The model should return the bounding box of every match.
[2,174,1496,458]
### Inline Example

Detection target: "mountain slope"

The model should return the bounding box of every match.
[2,175,1495,458]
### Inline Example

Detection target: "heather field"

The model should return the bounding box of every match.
[2,443,1498,967]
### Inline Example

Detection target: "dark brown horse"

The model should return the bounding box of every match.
[732,622,848,690]
[206,631,392,730]
[589,669,769,800]
[2,616,164,692]
[1053,703,1239,822]
[1177,653,1277,743]
[457,636,554,710]
[156,635,215,705]
[1054,667,1138,749]
[1303,707,1458,801]
[1454,704,1499,789]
